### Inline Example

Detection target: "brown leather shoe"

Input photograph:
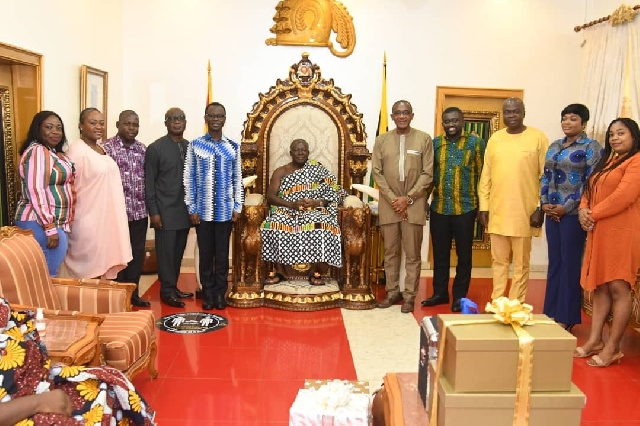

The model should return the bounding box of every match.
[377,292,402,309]
[401,298,415,313]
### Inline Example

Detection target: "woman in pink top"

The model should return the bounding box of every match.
[14,111,75,277]
[63,108,132,279]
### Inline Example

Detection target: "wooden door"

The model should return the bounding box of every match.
[429,86,524,268]
[0,43,42,226]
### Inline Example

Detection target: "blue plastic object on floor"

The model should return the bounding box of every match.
[460,298,478,314]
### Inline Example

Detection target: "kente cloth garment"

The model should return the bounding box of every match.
[540,132,603,215]
[580,153,640,291]
[183,134,243,222]
[15,142,76,236]
[430,132,486,215]
[0,298,156,425]
[103,135,147,221]
[260,160,347,267]
[478,127,548,237]
[64,140,132,279]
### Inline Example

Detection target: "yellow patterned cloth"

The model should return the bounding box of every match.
[0,298,155,425]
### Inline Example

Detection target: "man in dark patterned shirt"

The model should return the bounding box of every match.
[423,107,486,312]
[103,110,150,307]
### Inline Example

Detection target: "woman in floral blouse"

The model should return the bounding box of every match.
[0,298,155,425]
[540,104,602,332]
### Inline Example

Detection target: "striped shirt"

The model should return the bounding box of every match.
[15,142,76,235]
[103,135,147,221]
[183,133,243,222]
[430,132,486,215]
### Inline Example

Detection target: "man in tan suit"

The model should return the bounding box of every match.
[372,100,434,313]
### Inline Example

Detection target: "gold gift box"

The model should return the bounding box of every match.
[304,379,369,394]
[437,314,576,392]
[435,375,586,426]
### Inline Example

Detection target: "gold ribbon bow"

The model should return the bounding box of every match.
[429,297,550,426]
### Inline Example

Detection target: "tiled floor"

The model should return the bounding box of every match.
[132,272,640,425]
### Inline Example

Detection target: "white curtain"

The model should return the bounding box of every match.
[579,23,629,143]
[628,20,640,122]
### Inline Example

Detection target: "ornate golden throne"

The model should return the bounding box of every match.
[227,53,375,311]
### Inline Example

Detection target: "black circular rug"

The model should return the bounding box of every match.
[156,312,229,334]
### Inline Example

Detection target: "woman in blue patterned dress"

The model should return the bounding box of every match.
[540,104,603,331]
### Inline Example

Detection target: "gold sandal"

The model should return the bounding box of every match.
[573,345,604,358]
[265,272,285,285]
[587,352,624,367]
[309,272,324,286]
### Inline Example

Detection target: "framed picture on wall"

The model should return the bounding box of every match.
[80,65,108,124]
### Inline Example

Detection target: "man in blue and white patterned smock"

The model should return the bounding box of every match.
[183,102,243,311]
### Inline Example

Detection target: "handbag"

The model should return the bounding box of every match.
[530,207,544,228]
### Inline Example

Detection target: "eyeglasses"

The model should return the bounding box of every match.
[392,110,412,116]
[165,115,186,122]
[205,114,226,120]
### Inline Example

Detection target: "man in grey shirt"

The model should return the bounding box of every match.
[144,107,193,308]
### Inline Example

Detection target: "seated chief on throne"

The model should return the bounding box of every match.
[261,138,347,285]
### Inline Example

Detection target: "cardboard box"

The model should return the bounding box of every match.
[427,361,437,415]
[418,316,438,409]
[435,375,586,426]
[289,380,371,426]
[437,314,576,392]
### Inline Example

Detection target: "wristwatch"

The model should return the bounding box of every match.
[406,196,414,205]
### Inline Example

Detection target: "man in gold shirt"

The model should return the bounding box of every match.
[478,98,547,302]
[372,100,433,313]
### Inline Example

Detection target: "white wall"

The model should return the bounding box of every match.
[120,0,622,268]
[1,0,625,269]
[0,0,124,140]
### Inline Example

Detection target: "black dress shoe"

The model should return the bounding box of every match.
[202,299,214,310]
[421,295,450,307]
[451,299,462,312]
[161,295,185,308]
[131,296,151,308]
[213,294,227,310]
[175,289,194,299]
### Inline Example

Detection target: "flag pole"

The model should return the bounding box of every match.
[204,60,212,133]
[369,52,388,201]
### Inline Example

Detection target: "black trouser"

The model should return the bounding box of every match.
[155,228,189,299]
[196,220,233,301]
[116,217,149,296]
[429,209,477,301]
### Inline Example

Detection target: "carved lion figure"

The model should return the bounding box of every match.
[241,205,266,286]
[342,207,366,289]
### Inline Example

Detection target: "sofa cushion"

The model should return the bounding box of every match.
[0,228,61,310]
[99,310,155,371]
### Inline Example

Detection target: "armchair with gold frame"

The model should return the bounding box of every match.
[227,53,376,311]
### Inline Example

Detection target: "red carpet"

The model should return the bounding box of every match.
[132,275,640,424]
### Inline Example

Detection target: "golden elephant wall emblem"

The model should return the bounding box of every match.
[266,0,356,58]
